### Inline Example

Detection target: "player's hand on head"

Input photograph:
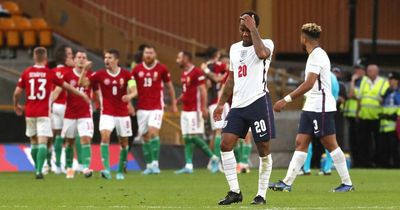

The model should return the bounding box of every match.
[240,14,257,31]
[213,105,223,121]
[273,99,287,112]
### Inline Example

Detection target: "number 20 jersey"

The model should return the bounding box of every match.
[229,39,274,108]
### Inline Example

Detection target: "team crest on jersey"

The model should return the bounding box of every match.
[70,79,77,86]
[153,72,158,80]
[138,71,144,78]
[56,72,62,78]
[119,78,125,87]
[104,78,111,85]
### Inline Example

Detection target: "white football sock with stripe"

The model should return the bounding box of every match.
[221,151,240,193]
[330,147,352,186]
[257,154,273,199]
[283,151,307,185]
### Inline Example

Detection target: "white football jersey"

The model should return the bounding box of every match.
[229,39,274,108]
[303,47,336,112]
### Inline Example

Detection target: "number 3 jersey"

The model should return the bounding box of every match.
[17,65,64,117]
[63,69,94,119]
[229,39,274,108]
[89,68,133,117]
[131,62,171,110]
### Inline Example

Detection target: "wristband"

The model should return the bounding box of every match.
[284,95,292,103]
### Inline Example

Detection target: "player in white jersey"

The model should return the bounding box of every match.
[269,23,354,192]
[214,11,275,205]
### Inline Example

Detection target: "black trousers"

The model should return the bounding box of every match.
[347,117,360,167]
[379,132,400,168]
[357,119,380,167]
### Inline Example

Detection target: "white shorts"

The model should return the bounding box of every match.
[180,111,204,135]
[137,109,163,136]
[51,103,66,130]
[61,118,94,139]
[209,103,230,130]
[99,115,132,137]
[26,117,53,137]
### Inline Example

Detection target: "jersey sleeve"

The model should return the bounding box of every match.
[162,66,171,83]
[197,69,206,85]
[17,71,26,89]
[50,71,64,87]
[89,72,98,87]
[263,39,274,60]
[305,53,322,75]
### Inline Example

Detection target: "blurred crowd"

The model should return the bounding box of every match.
[332,63,400,168]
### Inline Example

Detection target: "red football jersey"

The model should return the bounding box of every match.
[207,61,227,105]
[17,65,64,117]
[181,66,206,111]
[132,62,171,110]
[89,68,133,116]
[52,65,72,104]
[64,69,93,119]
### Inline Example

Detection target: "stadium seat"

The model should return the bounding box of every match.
[1,1,22,16]
[13,16,36,47]
[0,18,20,47]
[31,18,52,47]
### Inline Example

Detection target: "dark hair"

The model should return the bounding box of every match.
[54,45,71,65]
[182,51,192,61]
[75,49,88,55]
[219,54,229,60]
[205,46,219,59]
[105,48,120,59]
[240,11,260,27]
[143,45,156,51]
[138,44,149,51]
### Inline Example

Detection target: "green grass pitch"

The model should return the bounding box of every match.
[0,169,399,209]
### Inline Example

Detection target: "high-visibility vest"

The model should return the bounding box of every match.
[343,87,359,118]
[380,89,400,133]
[359,76,389,120]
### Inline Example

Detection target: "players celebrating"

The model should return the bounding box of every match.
[79,49,137,180]
[132,45,177,174]
[269,23,354,192]
[52,50,95,179]
[175,51,219,174]
[200,47,229,173]
[13,47,89,179]
[215,12,275,205]
[49,45,74,174]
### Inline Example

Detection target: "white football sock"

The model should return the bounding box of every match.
[257,154,273,199]
[152,160,159,168]
[283,151,307,186]
[221,151,240,193]
[185,163,193,170]
[330,147,352,186]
